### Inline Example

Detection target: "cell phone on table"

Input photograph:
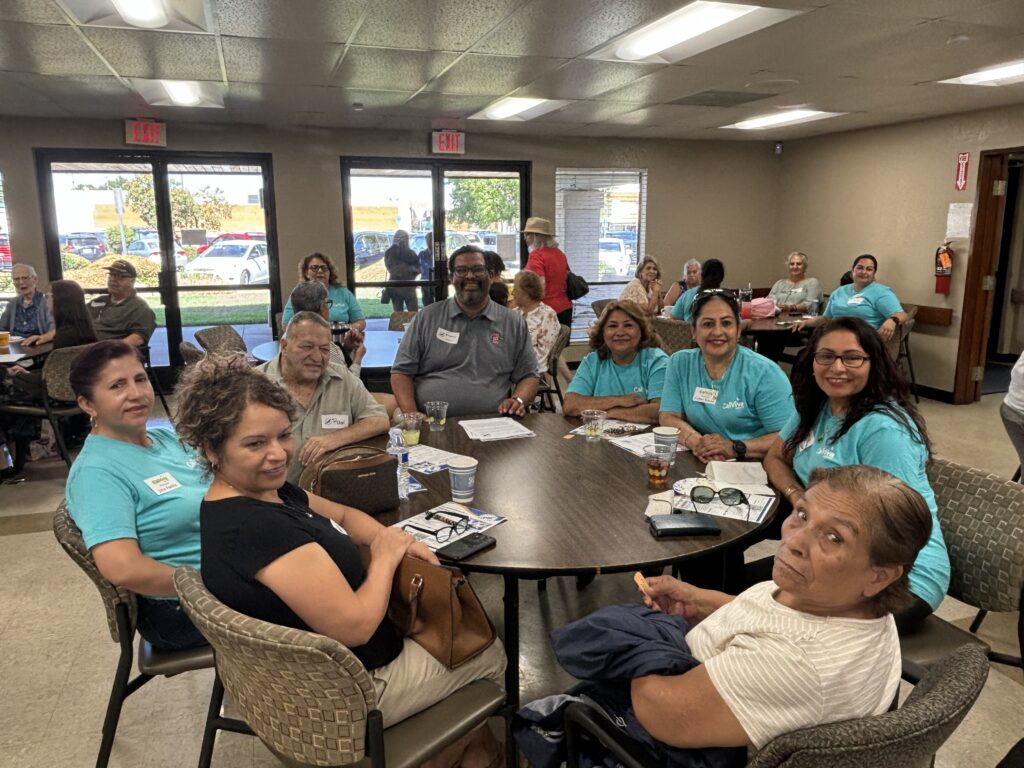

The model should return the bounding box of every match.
[436,532,496,562]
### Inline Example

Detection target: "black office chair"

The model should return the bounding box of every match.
[139,344,171,417]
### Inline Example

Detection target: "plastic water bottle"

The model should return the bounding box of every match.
[387,427,411,500]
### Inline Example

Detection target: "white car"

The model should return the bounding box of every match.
[126,237,187,269]
[185,240,269,284]
[598,237,630,279]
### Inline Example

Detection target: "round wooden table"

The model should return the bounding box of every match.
[3,340,55,361]
[369,413,778,752]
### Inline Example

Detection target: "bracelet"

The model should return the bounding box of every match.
[783,485,801,501]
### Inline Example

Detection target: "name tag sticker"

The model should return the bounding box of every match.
[692,387,719,405]
[321,414,351,429]
[436,328,460,345]
[144,472,182,496]
[847,295,865,305]
[798,433,815,451]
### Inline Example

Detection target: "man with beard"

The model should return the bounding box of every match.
[391,245,539,418]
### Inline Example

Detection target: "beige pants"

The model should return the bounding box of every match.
[373,637,507,727]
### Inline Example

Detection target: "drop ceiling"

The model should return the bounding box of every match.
[1,0,1023,140]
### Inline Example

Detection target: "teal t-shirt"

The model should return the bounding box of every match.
[67,429,209,574]
[567,346,669,401]
[283,284,365,324]
[780,406,950,609]
[659,345,795,440]
[823,282,902,329]
[670,286,698,321]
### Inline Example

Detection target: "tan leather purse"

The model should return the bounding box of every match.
[388,555,497,669]
[297,445,398,515]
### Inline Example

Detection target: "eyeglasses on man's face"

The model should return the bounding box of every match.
[813,351,869,368]
[452,266,488,278]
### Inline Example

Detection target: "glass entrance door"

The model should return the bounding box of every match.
[341,158,529,328]
[38,151,278,370]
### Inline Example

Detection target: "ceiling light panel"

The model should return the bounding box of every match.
[941,60,1024,86]
[589,1,802,65]
[721,109,844,129]
[130,77,225,108]
[469,96,571,121]
[63,0,209,32]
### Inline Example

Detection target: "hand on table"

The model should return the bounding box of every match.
[21,335,42,347]
[693,433,733,462]
[498,397,527,418]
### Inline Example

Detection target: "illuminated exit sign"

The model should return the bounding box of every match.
[431,130,465,155]
[125,120,167,147]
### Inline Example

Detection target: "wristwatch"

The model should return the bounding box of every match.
[732,440,747,459]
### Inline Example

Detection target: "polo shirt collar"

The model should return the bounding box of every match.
[445,296,499,322]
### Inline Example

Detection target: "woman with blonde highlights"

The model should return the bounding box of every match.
[619,256,663,317]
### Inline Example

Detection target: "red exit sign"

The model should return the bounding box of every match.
[125,120,167,147]
[431,129,465,155]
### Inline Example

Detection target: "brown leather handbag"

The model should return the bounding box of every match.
[297,445,399,515]
[388,555,497,669]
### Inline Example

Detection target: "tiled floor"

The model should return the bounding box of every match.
[1,394,1022,766]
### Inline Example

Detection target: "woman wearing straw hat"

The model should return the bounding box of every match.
[523,217,573,328]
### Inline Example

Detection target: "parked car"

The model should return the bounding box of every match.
[598,237,630,279]
[185,240,269,284]
[197,231,266,255]
[68,230,108,254]
[353,230,390,266]
[605,230,638,259]
[0,234,10,272]
[126,237,187,269]
[63,235,105,262]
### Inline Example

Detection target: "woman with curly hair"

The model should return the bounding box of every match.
[66,340,209,651]
[173,356,506,740]
[763,316,949,630]
[282,252,366,330]
[563,299,667,424]
[618,255,663,317]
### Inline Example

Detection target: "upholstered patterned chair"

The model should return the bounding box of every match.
[537,324,572,412]
[52,505,249,768]
[173,566,505,768]
[590,299,612,320]
[651,317,692,355]
[900,458,1024,680]
[388,311,417,331]
[179,340,205,365]
[563,644,989,768]
[194,325,248,355]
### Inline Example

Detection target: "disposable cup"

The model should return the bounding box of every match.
[399,412,421,446]
[652,426,680,465]
[448,456,479,503]
[425,401,448,432]
[644,445,673,490]
[580,409,607,441]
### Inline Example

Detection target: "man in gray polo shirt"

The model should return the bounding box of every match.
[88,259,157,347]
[391,246,539,418]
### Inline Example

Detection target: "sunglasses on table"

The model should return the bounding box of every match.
[689,485,751,522]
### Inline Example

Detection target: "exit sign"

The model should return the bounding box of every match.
[431,130,465,155]
[125,120,167,147]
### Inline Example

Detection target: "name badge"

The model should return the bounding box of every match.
[847,294,865,305]
[436,328,460,345]
[143,472,182,496]
[321,414,350,429]
[692,387,719,405]
[798,433,815,451]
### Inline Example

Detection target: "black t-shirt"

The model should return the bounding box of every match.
[200,482,403,670]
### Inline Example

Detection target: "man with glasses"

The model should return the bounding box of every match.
[1,263,54,342]
[391,245,539,418]
[88,259,156,347]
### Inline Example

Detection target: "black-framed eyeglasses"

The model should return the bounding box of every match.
[812,351,869,368]
[324,299,334,309]
[307,264,329,272]
[452,266,488,278]
[690,485,751,522]
[403,511,470,543]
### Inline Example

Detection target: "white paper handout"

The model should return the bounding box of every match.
[0,354,26,364]
[670,477,774,524]
[392,502,507,551]
[568,419,648,438]
[704,460,768,486]
[608,431,687,457]
[459,417,535,441]
[406,444,469,474]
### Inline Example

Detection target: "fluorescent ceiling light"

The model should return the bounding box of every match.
[162,80,201,106]
[469,97,571,121]
[111,0,169,28]
[130,78,225,108]
[941,61,1024,86]
[590,1,802,64]
[722,109,844,130]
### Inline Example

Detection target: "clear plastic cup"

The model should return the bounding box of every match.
[644,445,673,490]
[580,409,607,441]
[399,412,421,446]
[425,401,448,432]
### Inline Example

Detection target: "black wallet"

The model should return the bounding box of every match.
[436,532,496,561]
[648,512,721,537]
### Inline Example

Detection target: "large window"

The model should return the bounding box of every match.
[555,168,648,328]
[0,173,12,301]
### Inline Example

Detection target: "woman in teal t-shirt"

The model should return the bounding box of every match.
[795,254,908,343]
[764,316,950,630]
[564,299,668,424]
[660,289,794,463]
[282,252,366,329]
[67,340,210,651]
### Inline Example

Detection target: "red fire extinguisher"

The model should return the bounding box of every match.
[935,242,954,295]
